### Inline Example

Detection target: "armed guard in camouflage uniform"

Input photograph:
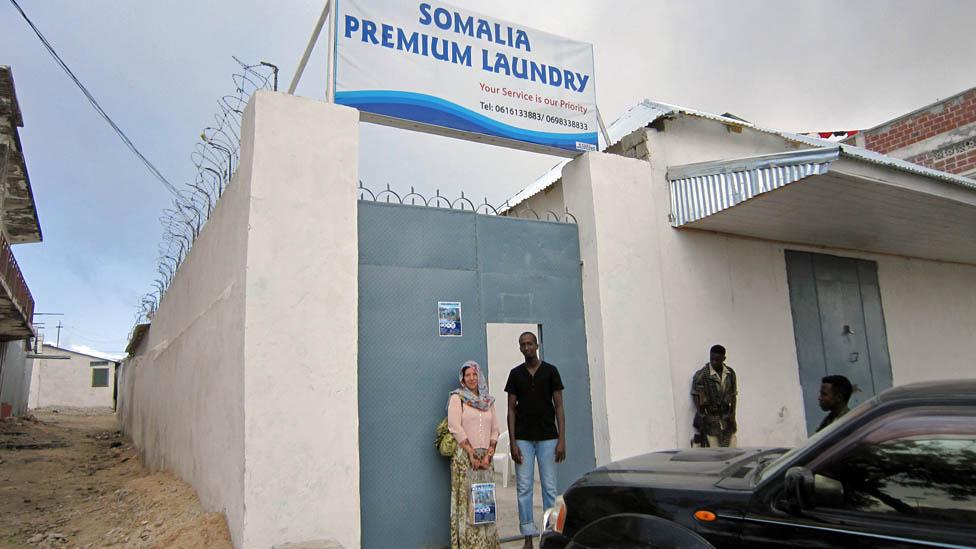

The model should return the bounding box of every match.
[691,344,738,448]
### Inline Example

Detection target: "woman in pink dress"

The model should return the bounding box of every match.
[447,360,501,549]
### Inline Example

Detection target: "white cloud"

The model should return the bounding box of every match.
[68,344,125,362]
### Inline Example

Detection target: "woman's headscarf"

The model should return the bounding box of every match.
[448,360,495,412]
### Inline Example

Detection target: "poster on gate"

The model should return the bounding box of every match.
[333,0,598,155]
[438,301,462,336]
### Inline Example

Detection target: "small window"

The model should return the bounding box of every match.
[91,367,109,388]
[90,360,109,366]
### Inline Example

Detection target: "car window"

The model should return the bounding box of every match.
[814,409,976,524]
[757,399,875,484]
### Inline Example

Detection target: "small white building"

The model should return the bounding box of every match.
[505,99,976,460]
[29,344,118,410]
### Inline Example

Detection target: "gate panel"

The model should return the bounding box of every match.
[358,263,483,548]
[785,250,894,435]
[359,204,484,549]
[785,251,829,435]
[358,202,593,548]
[813,254,876,404]
[358,201,478,270]
[856,260,893,397]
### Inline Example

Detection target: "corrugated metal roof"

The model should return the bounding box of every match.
[781,131,976,191]
[504,99,976,211]
[668,147,840,226]
[503,100,754,210]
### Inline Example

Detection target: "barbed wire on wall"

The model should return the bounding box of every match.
[135,58,278,325]
[131,60,577,328]
[357,182,579,224]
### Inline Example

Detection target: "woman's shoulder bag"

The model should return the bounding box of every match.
[435,416,457,457]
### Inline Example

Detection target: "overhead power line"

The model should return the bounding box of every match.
[8,0,180,197]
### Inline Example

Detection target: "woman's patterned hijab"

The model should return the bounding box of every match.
[448,360,495,411]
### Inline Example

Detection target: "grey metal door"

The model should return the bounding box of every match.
[358,201,595,548]
[785,251,893,434]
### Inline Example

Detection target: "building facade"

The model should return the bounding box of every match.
[28,344,118,410]
[0,65,43,418]
[507,99,976,458]
[119,93,976,548]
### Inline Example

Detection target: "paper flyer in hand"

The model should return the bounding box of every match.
[470,482,497,524]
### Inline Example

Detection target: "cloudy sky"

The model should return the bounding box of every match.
[2,0,974,358]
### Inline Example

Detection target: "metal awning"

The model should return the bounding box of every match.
[667,148,976,265]
[668,147,841,226]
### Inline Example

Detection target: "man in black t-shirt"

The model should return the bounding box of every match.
[505,332,565,548]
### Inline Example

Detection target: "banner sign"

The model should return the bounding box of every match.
[334,0,598,155]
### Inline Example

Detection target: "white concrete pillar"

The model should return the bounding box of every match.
[562,152,677,464]
[27,357,39,409]
[239,92,360,549]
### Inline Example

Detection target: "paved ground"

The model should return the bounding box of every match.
[493,466,545,546]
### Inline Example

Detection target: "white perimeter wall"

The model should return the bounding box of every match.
[0,339,30,416]
[559,117,976,464]
[239,93,360,549]
[118,92,360,549]
[29,345,116,409]
[879,258,976,384]
[508,183,565,221]
[117,114,250,546]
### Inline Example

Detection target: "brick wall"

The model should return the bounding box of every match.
[929,144,976,175]
[858,88,976,176]
[904,135,976,177]
[863,89,976,154]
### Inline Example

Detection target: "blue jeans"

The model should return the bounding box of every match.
[515,439,558,536]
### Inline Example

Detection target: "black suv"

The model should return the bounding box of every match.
[540,380,976,548]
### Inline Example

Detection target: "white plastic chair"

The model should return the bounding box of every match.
[494,430,515,488]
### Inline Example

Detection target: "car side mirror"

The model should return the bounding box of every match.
[784,467,814,514]
[812,474,844,508]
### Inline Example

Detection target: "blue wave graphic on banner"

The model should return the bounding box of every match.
[335,90,597,151]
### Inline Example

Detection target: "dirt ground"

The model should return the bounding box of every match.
[0,410,232,549]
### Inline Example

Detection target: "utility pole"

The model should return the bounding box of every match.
[55,320,63,347]
[33,312,64,351]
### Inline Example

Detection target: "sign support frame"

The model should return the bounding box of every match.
[595,107,612,150]
[325,0,338,103]
[288,0,333,97]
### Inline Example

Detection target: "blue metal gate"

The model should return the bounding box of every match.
[358,200,594,548]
